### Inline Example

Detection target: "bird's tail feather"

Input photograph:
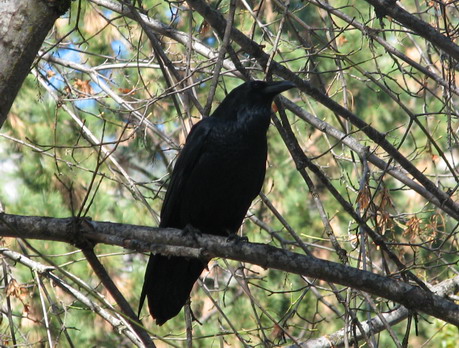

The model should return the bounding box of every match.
[139,254,206,325]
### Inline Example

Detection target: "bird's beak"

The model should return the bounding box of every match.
[262,80,296,95]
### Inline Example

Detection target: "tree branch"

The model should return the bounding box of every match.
[88,0,241,78]
[364,0,459,62]
[0,247,145,347]
[304,0,459,96]
[80,246,155,348]
[1,213,458,327]
[296,276,459,348]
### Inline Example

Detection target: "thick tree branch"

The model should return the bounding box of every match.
[1,213,458,327]
[0,0,70,127]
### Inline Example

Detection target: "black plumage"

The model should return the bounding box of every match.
[139,80,295,325]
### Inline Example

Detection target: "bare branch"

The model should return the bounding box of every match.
[364,0,459,61]
[1,213,458,327]
[0,248,145,347]
[297,276,459,348]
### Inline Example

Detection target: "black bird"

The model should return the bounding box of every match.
[139,80,295,325]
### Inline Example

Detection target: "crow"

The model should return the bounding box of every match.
[139,80,296,325]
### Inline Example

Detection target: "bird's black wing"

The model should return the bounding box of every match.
[138,120,212,318]
[159,118,213,228]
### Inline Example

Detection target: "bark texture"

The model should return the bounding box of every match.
[0,0,70,127]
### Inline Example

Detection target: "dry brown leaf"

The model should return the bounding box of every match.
[356,185,371,211]
[337,34,348,45]
[119,87,134,95]
[199,21,211,37]
[404,216,421,242]
[6,279,30,304]
[74,79,94,95]
[376,187,394,211]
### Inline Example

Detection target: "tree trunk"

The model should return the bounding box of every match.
[0,0,70,128]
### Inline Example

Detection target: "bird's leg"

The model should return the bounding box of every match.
[66,216,96,250]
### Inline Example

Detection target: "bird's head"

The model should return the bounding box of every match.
[238,80,296,102]
[212,80,296,122]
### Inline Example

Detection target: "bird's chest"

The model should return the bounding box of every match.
[180,128,268,233]
[205,130,267,180]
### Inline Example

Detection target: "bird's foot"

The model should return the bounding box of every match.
[182,224,202,242]
[66,216,96,250]
[226,234,248,244]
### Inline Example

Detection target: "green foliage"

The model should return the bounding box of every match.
[1,0,458,347]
